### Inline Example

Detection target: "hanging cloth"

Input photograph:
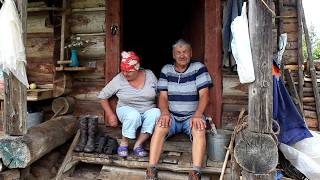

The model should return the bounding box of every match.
[273,63,312,145]
[0,0,28,86]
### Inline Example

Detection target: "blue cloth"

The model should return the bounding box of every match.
[273,76,312,145]
[222,0,243,56]
[116,106,160,139]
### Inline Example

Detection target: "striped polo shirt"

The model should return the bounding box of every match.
[157,61,213,121]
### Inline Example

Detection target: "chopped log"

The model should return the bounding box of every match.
[301,0,320,130]
[305,118,318,128]
[234,130,278,174]
[304,105,316,111]
[0,116,77,168]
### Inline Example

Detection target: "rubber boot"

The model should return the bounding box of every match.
[84,115,98,153]
[74,115,89,152]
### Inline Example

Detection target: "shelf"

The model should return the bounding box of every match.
[0,89,53,101]
[55,66,95,72]
[72,7,105,12]
[27,7,64,12]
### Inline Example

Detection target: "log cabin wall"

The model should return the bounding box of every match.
[68,0,105,118]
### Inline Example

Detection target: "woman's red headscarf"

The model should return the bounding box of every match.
[120,51,140,72]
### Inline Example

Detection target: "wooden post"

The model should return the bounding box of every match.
[233,0,277,178]
[204,0,222,127]
[300,1,320,130]
[296,0,304,110]
[3,0,28,135]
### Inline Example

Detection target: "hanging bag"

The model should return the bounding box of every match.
[230,2,255,84]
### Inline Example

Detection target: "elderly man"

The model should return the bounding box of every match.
[146,39,213,180]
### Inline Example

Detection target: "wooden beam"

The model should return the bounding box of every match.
[4,0,28,135]
[284,69,303,115]
[301,1,320,130]
[296,0,305,110]
[233,0,277,178]
[204,0,222,127]
[0,116,77,168]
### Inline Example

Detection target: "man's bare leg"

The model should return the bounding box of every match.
[149,126,169,165]
[192,128,206,167]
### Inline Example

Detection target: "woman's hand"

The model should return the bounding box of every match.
[107,114,119,127]
[157,114,171,128]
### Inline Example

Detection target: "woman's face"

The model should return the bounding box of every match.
[122,70,139,81]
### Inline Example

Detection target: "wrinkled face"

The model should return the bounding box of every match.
[172,44,192,68]
[121,70,139,81]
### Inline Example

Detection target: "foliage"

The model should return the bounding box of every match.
[302,24,320,60]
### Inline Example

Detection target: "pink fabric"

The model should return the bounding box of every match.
[120,51,140,72]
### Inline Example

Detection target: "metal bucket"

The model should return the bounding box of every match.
[27,112,43,129]
[207,129,232,161]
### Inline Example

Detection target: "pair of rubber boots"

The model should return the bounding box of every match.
[74,115,98,153]
[95,135,119,155]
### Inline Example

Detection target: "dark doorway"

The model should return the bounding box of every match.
[123,0,204,77]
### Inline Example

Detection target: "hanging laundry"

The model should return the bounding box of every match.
[0,0,28,86]
[222,0,243,68]
[273,63,312,145]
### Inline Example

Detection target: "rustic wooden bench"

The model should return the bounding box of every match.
[56,126,229,180]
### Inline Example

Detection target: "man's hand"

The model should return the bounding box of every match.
[107,114,119,127]
[190,116,206,130]
[157,114,171,128]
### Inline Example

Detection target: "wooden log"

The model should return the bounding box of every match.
[70,11,105,34]
[303,97,315,103]
[305,118,318,128]
[301,0,320,130]
[71,0,105,9]
[0,116,77,168]
[241,0,277,178]
[234,130,278,174]
[304,105,316,111]
[27,15,53,33]
[304,110,317,119]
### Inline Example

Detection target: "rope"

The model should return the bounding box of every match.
[259,0,276,17]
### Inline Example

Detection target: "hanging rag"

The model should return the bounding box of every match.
[222,0,243,67]
[0,0,28,86]
[273,63,312,145]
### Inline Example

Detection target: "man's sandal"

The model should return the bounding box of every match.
[133,145,148,157]
[117,146,128,158]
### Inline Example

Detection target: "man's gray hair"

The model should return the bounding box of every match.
[172,39,191,50]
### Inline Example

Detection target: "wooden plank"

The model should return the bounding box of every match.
[204,0,222,127]
[55,130,80,180]
[77,35,105,58]
[4,0,28,135]
[26,36,54,59]
[71,0,105,9]
[72,7,105,12]
[55,66,95,72]
[284,69,303,114]
[223,75,248,96]
[26,89,53,101]
[296,0,305,111]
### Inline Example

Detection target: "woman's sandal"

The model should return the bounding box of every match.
[117,146,128,158]
[133,145,148,157]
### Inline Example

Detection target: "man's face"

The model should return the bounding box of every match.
[172,44,192,67]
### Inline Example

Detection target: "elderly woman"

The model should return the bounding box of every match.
[98,51,160,158]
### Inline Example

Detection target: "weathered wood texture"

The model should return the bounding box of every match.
[233,0,278,177]
[4,0,28,135]
[0,115,77,168]
[296,0,304,106]
[70,11,105,34]
[71,0,105,9]
[248,0,273,133]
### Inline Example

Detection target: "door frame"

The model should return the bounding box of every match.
[105,0,222,127]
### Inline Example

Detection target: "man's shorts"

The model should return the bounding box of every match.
[166,115,206,141]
